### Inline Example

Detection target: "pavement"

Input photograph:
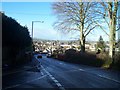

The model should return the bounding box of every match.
[2,54,120,89]
[2,56,40,76]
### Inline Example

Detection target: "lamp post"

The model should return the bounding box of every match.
[31,21,44,39]
[31,21,44,54]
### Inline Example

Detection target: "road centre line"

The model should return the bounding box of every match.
[78,68,120,84]
[79,68,120,84]
[98,75,120,84]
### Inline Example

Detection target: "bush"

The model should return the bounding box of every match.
[64,50,104,67]
[112,52,120,70]
[2,13,32,67]
[75,52,104,67]
[57,54,66,60]
[65,49,77,59]
[96,52,112,68]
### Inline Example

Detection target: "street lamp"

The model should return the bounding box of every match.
[31,21,44,39]
[31,21,44,54]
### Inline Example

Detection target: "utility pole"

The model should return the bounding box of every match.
[31,21,44,39]
[31,21,44,54]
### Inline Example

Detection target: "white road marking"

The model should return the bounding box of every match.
[41,72,44,76]
[78,68,120,84]
[39,56,120,86]
[98,75,120,84]
[56,83,62,87]
[41,65,65,90]
[49,74,53,77]
[79,69,85,71]
[54,80,59,83]
[51,77,55,80]
[4,75,47,90]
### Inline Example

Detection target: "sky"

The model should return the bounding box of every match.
[1,2,117,41]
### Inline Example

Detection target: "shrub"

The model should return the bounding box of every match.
[96,52,112,68]
[112,52,120,70]
[2,13,32,67]
[65,49,77,59]
[57,54,66,60]
[64,50,104,67]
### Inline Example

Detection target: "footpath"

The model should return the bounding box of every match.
[2,56,40,76]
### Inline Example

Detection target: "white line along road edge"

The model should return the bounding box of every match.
[41,65,65,90]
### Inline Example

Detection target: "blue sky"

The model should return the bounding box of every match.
[1,2,112,41]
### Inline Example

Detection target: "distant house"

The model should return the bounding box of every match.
[60,44,71,50]
[85,42,97,52]
[85,43,90,50]
[89,43,97,51]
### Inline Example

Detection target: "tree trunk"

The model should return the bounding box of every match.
[109,18,116,61]
[80,23,85,53]
[79,2,85,53]
[80,37,85,53]
[108,2,118,64]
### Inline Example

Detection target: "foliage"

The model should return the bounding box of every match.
[64,50,104,67]
[2,13,32,48]
[96,36,106,52]
[65,49,77,59]
[2,13,32,67]
[96,52,112,68]
[52,2,99,52]
[54,48,119,70]
[97,2,119,59]
[112,52,120,70]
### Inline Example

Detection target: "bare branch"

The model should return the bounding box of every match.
[84,25,98,38]
[94,21,109,36]
[83,21,95,34]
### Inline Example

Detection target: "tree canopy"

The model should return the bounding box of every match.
[52,2,99,52]
[96,36,106,52]
[2,12,32,66]
[2,13,32,49]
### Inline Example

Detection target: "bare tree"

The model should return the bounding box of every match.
[52,2,99,53]
[95,1,119,62]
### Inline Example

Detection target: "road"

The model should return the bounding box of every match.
[2,54,120,89]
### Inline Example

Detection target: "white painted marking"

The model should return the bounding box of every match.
[98,75,120,83]
[49,74,53,77]
[51,77,55,80]
[41,72,44,76]
[78,68,120,84]
[4,84,21,89]
[56,83,62,87]
[54,80,59,83]
[59,87,66,90]
[79,69,85,71]
[41,65,65,90]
